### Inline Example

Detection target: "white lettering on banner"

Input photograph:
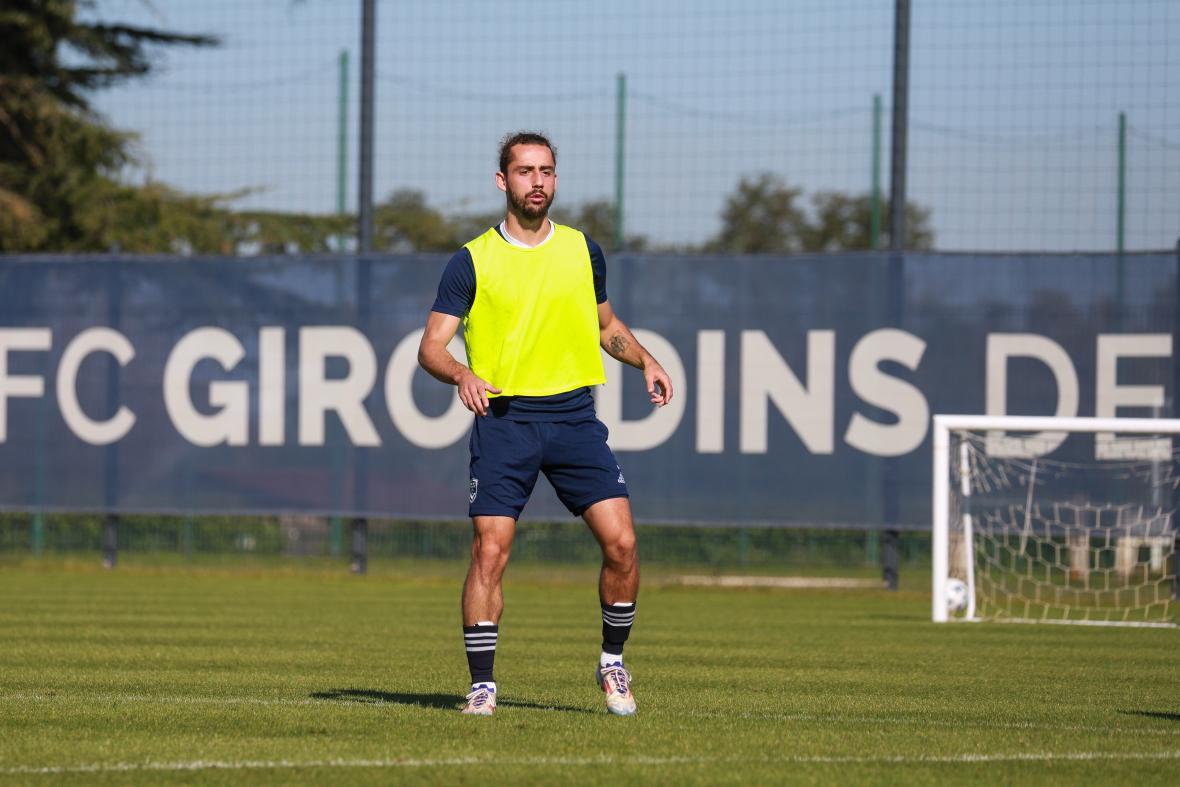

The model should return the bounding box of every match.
[0,328,52,443]
[57,328,137,445]
[385,328,470,448]
[164,328,249,447]
[740,330,835,454]
[4,325,1177,460]
[1095,334,1171,460]
[844,329,929,456]
[985,334,1079,457]
[596,329,686,451]
[695,330,725,453]
[298,326,379,447]
[258,327,286,446]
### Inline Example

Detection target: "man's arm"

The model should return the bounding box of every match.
[598,300,673,407]
[418,311,501,416]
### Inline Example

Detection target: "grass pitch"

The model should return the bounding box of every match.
[1,558,1177,785]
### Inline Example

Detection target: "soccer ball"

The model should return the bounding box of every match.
[945,578,969,613]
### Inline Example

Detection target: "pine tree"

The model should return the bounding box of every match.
[0,1,216,251]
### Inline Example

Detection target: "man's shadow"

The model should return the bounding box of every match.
[310,688,594,714]
[1118,710,1180,722]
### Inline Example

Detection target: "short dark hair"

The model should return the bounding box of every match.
[498,131,556,174]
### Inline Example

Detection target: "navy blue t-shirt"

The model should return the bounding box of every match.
[431,226,609,421]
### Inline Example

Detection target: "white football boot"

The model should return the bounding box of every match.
[596,663,637,716]
[461,685,496,716]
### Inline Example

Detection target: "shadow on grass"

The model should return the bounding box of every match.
[1118,710,1180,722]
[310,688,594,714]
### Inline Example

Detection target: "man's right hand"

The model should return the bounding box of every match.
[457,370,502,416]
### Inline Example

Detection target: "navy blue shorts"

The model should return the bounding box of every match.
[468,416,629,519]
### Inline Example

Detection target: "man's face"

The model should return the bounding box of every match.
[497,144,556,220]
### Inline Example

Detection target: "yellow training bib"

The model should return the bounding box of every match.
[463,223,605,397]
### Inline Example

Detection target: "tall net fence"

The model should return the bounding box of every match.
[0,513,917,577]
[81,0,1177,255]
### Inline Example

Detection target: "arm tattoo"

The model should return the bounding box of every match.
[609,333,629,357]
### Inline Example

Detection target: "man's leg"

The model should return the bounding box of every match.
[463,515,516,624]
[460,515,515,715]
[583,497,639,715]
[583,497,639,606]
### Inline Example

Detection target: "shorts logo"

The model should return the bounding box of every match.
[469,478,479,503]
[616,467,626,484]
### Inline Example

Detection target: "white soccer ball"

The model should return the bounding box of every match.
[945,578,969,613]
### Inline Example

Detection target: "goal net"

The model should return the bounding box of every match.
[932,415,1180,627]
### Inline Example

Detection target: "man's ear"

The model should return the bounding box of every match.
[495,171,507,193]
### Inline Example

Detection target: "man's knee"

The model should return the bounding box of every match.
[602,529,637,568]
[472,533,512,569]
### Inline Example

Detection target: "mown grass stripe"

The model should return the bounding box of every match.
[4,751,1180,775]
[3,691,1176,738]
[3,692,1174,737]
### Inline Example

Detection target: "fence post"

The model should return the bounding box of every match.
[350,517,368,575]
[102,514,118,569]
[357,0,375,253]
[1173,238,1180,600]
[349,257,372,575]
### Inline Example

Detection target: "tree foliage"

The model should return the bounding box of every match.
[709,173,934,253]
[552,200,648,251]
[1,5,937,256]
[0,0,216,251]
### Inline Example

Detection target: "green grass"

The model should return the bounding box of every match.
[1,558,1177,785]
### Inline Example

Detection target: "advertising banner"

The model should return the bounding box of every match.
[0,252,1173,528]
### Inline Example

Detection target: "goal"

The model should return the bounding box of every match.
[932,415,1180,627]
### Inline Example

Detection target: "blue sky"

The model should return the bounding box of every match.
[88,0,1179,251]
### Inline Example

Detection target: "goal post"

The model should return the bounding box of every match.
[932,414,1180,627]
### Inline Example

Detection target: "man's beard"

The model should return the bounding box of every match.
[507,187,554,220]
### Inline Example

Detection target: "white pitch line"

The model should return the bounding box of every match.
[3,751,1180,775]
[3,693,335,708]
[703,711,1180,737]
[677,575,883,589]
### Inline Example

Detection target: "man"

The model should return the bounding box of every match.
[417,131,673,717]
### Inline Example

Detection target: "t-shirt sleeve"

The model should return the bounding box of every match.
[584,235,608,304]
[431,248,476,316]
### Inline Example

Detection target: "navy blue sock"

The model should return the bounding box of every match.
[463,624,498,685]
[601,602,635,656]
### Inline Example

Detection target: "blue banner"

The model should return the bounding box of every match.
[0,252,1173,528]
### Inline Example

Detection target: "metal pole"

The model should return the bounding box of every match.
[1117,111,1126,256]
[337,49,350,218]
[870,93,882,250]
[889,0,910,252]
[1117,111,1127,314]
[357,0,376,253]
[351,516,368,574]
[614,72,627,252]
[102,514,118,569]
[1173,237,1180,600]
[351,3,373,575]
[32,353,47,556]
[882,0,911,591]
[350,257,372,574]
[103,263,123,569]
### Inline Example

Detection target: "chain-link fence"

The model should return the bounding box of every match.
[82,0,1178,253]
[0,512,923,577]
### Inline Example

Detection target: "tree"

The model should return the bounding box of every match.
[552,200,648,251]
[707,174,809,253]
[373,190,465,252]
[806,191,934,251]
[708,173,935,253]
[0,0,216,251]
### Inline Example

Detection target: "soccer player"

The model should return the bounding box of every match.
[418,131,673,716]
